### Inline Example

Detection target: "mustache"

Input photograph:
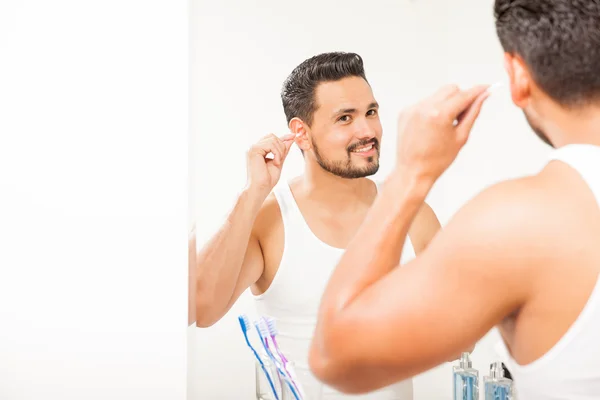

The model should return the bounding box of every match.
[347,138,379,153]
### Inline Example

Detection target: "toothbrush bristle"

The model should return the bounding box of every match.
[257,320,269,336]
[239,314,251,331]
[266,317,277,335]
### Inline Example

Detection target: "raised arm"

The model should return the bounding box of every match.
[189,133,294,327]
[309,173,535,393]
[191,188,267,327]
[308,84,525,393]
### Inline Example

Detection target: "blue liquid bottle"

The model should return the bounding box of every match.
[484,361,513,400]
[453,352,479,400]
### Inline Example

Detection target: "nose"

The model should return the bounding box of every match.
[354,117,376,142]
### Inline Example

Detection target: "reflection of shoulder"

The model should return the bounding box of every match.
[408,201,441,254]
[253,191,284,242]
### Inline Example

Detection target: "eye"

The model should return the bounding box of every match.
[338,115,351,123]
[367,109,378,116]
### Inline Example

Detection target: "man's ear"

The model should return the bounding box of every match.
[289,118,311,151]
[504,52,532,109]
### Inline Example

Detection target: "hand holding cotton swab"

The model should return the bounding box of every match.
[486,81,505,94]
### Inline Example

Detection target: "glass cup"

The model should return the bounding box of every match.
[255,354,281,400]
[255,355,311,400]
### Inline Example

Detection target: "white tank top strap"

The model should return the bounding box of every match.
[272,181,304,228]
[549,144,600,208]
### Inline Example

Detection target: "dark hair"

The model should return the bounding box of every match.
[281,52,368,126]
[494,0,600,107]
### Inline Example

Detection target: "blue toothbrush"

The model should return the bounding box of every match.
[238,315,279,400]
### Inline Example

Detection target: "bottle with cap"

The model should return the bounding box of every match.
[484,361,513,400]
[453,352,479,400]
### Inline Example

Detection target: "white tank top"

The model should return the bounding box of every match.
[254,180,416,399]
[496,144,600,400]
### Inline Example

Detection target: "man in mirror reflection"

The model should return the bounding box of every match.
[189,52,458,399]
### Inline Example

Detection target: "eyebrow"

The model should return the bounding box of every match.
[332,102,379,118]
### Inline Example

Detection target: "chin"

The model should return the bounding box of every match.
[352,153,379,165]
[351,164,379,178]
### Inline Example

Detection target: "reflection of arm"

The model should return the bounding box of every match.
[190,188,266,328]
[309,173,538,394]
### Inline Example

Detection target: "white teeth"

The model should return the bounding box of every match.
[353,144,373,153]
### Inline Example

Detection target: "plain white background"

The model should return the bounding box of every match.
[0,1,187,399]
[189,0,552,399]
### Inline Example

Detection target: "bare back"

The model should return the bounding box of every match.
[499,156,600,366]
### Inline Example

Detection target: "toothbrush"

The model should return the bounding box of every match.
[260,317,302,397]
[264,317,304,399]
[263,317,288,363]
[238,315,279,400]
[255,320,302,400]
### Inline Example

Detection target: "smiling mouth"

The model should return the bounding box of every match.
[350,140,378,154]
[352,144,374,153]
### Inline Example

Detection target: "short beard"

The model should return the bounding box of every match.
[312,138,380,179]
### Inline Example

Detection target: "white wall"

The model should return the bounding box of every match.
[0,1,188,399]
[189,0,552,398]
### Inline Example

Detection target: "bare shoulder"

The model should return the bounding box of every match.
[432,168,594,269]
[443,176,551,246]
[462,161,597,234]
[253,192,283,237]
[400,175,566,312]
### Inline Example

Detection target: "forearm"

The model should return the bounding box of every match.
[195,188,264,317]
[321,171,431,313]
[311,170,432,385]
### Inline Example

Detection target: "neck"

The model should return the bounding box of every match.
[299,159,375,208]
[544,103,600,148]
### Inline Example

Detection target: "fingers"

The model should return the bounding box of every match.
[455,90,490,141]
[280,132,296,156]
[442,85,489,121]
[274,133,296,165]
[252,134,281,161]
[251,133,296,167]
[283,136,295,158]
[271,134,286,165]
[259,135,284,166]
